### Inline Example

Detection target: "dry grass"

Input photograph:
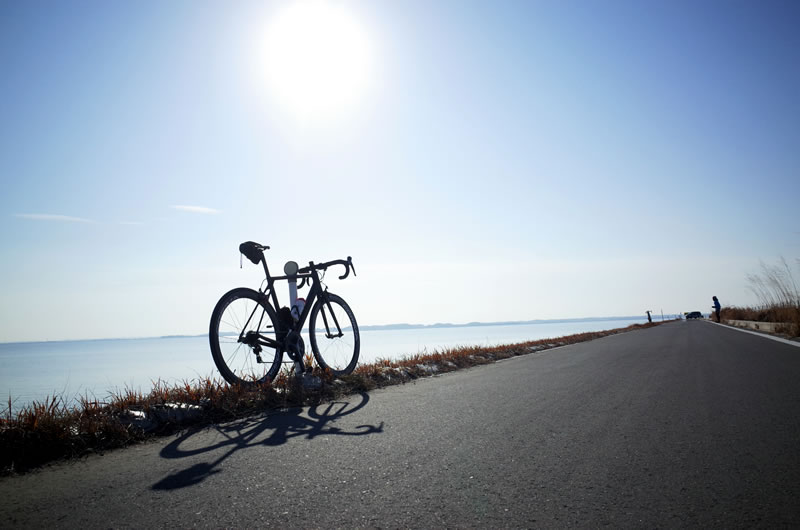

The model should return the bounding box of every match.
[1,321,663,475]
[721,306,800,337]
[729,256,800,337]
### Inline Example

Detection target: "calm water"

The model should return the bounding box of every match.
[1,317,648,412]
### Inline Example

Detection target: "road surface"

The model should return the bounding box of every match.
[2,321,799,527]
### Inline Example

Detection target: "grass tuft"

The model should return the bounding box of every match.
[729,256,800,337]
[721,305,800,337]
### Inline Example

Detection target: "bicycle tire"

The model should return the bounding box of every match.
[209,288,283,385]
[309,293,359,376]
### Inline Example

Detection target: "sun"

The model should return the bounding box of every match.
[262,1,373,124]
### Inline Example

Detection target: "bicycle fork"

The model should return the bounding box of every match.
[320,297,344,339]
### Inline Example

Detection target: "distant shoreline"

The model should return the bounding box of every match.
[0,315,662,346]
[358,315,650,331]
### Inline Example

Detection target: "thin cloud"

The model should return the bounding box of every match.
[14,213,94,223]
[170,205,222,215]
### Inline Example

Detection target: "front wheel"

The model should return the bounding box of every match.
[209,288,283,385]
[309,293,359,376]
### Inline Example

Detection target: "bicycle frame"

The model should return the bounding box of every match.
[240,257,346,356]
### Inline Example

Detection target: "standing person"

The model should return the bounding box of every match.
[712,296,721,322]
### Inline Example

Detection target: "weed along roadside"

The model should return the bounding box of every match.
[0,322,664,475]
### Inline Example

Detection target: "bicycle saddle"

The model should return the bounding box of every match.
[239,241,269,264]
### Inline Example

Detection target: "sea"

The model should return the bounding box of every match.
[1,317,651,413]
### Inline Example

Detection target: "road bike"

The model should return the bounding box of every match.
[209,241,359,386]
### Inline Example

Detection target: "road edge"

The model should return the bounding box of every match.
[707,320,800,348]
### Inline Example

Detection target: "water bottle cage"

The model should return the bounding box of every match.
[291,298,306,321]
[278,307,294,331]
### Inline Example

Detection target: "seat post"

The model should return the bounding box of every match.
[260,255,281,310]
[261,254,272,282]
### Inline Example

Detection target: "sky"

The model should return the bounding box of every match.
[1,0,798,342]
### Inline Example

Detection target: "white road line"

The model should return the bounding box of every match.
[706,320,800,348]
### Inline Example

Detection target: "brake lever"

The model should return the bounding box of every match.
[338,257,355,280]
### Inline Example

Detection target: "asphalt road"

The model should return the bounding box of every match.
[2,321,799,528]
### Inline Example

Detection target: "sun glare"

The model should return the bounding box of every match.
[262,1,373,124]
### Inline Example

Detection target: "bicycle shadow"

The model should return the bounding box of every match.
[152,392,383,491]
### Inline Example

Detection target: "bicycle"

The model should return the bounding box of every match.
[209,241,359,386]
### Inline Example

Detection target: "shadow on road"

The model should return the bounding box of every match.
[152,392,383,491]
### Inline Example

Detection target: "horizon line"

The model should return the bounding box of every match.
[0,314,664,345]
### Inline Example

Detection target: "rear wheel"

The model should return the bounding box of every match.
[209,288,283,385]
[309,293,359,376]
